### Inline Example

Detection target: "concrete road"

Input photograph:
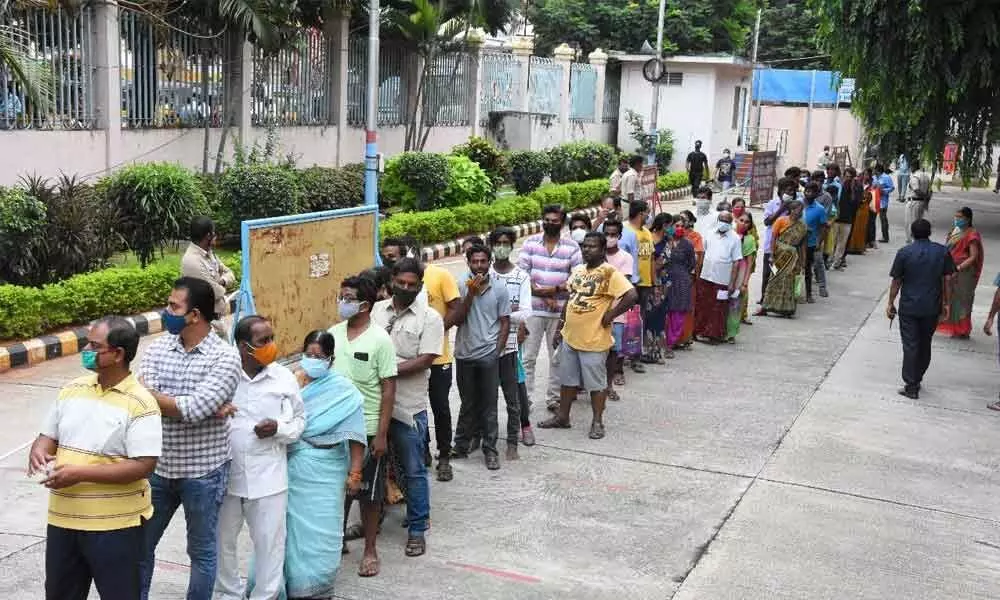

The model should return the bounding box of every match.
[3,190,1000,598]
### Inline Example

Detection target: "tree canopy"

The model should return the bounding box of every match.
[812,0,1000,179]
[756,0,826,70]
[526,0,756,58]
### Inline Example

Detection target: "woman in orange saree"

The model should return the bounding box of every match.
[937,206,984,338]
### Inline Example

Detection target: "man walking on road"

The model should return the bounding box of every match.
[519,204,582,412]
[138,277,243,600]
[686,140,709,197]
[30,317,161,600]
[887,219,955,399]
[905,160,933,243]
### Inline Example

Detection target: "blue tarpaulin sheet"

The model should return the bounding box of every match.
[752,69,854,104]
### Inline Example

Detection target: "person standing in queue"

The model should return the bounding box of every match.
[381,237,461,482]
[452,245,511,468]
[30,317,160,600]
[370,258,442,559]
[216,316,305,600]
[330,276,398,577]
[538,232,638,439]
[518,204,582,412]
[886,219,955,399]
[627,199,655,369]
[137,277,242,600]
[181,217,236,338]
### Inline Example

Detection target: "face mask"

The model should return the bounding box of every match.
[248,341,278,366]
[494,245,512,261]
[732,206,745,217]
[695,200,711,215]
[723,153,730,159]
[666,226,676,238]
[737,223,749,234]
[81,349,99,371]
[674,225,686,237]
[781,193,793,202]
[300,356,331,379]
[606,237,619,249]
[543,223,562,237]
[393,286,419,306]
[954,218,968,229]
[338,299,362,320]
[161,310,189,335]
[717,222,732,234]
[381,256,396,268]
[570,228,587,243]
[618,165,628,173]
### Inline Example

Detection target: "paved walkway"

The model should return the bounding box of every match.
[2,190,1000,598]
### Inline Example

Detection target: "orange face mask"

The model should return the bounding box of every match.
[249,341,278,366]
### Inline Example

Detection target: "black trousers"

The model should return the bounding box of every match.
[454,357,500,456]
[46,523,144,600]
[899,313,937,390]
[879,206,890,242]
[689,172,703,196]
[760,253,772,301]
[497,352,523,445]
[426,363,453,458]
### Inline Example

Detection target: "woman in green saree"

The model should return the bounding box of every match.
[758,200,808,317]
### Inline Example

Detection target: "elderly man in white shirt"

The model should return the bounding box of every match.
[216,316,305,600]
[694,211,743,343]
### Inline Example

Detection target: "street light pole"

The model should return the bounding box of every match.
[363,0,380,210]
[647,0,666,166]
[749,8,762,136]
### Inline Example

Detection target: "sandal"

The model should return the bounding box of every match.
[987,401,1000,412]
[607,389,620,402]
[358,554,380,577]
[344,522,365,541]
[537,416,571,429]
[664,349,675,359]
[613,373,626,386]
[588,422,606,439]
[405,535,426,558]
[630,362,646,373]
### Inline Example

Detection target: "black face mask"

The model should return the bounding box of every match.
[542,223,562,237]
[382,256,396,268]
[392,286,419,306]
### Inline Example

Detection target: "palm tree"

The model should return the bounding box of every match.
[0,0,57,113]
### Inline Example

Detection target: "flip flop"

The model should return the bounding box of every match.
[358,554,380,577]
[607,389,621,402]
[588,422,606,439]
[537,417,571,429]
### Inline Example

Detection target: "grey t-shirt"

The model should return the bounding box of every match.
[455,273,511,361]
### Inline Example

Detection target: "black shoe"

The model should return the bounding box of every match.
[484,453,500,470]
[469,437,482,453]
[450,447,469,459]
[880,239,890,244]
[898,387,919,400]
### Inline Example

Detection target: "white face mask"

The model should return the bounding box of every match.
[570,228,587,243]
[781,193,793,202]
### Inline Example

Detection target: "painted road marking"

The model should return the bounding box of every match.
[446,561,542,583]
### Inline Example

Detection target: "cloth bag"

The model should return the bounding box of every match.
[621,305,643,358]
[794,274,805,300]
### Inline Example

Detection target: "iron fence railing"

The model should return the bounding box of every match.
[118,10,225,129]
[479,51,521,124]
[1,5,96,130]
[347,38,409,127]
[252,29,330,126]
[528,56,561,115]
[569,62,596,122]
[421,52,473,126]
[745,127,789,156]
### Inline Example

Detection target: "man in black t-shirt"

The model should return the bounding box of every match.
[715,148,734,190]
[686,140,708,197]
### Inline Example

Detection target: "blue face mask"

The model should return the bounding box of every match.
[338,300,362,320]
[161,310,188,335]
[717,222,732,234]
[666,226,676,238]
[81,349,99,371]
[300,357,331,379]
[954,218,968,229]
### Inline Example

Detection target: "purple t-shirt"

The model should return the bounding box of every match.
[517,234,583,317]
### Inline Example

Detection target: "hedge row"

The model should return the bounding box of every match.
[0,255,241,340]
[380,173,689,246]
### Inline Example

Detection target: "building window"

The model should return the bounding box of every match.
[665,72,683,86]
[731,86,741,130]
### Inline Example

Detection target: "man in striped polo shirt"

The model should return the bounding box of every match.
[29,316,161,600]
[518,204,583,411]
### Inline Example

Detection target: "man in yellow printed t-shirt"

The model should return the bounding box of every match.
[381,236,461,482]
[28,317,161,599]
[538,231,638,440]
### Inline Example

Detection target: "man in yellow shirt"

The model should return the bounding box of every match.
[29,317,161,600]
[627,199,655,369]
[381,237,461,482]
[538,232,638,440]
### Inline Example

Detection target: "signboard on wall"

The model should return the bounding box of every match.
[749,151,777,207]
[640,165,659,208]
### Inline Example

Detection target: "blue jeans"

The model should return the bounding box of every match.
[139,462,229,600]
[390,411,429,537]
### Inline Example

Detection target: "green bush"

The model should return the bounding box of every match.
[529,183,572,210]
[452,136,508,190]
[657,171,689,191]
[196,174,235,239]
[655,131,675,173]
[508,150,550,195]
[382,152,451,210]
[222,163,304,227]
[0,254,241,340]
[548,141,616,184]
[299,164,366,212]
[0,187,47,285]
[564,179,608,210]
[101,163,206,268]
[442,155,492,207]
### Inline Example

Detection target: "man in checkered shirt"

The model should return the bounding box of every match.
[137,277,242,600]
